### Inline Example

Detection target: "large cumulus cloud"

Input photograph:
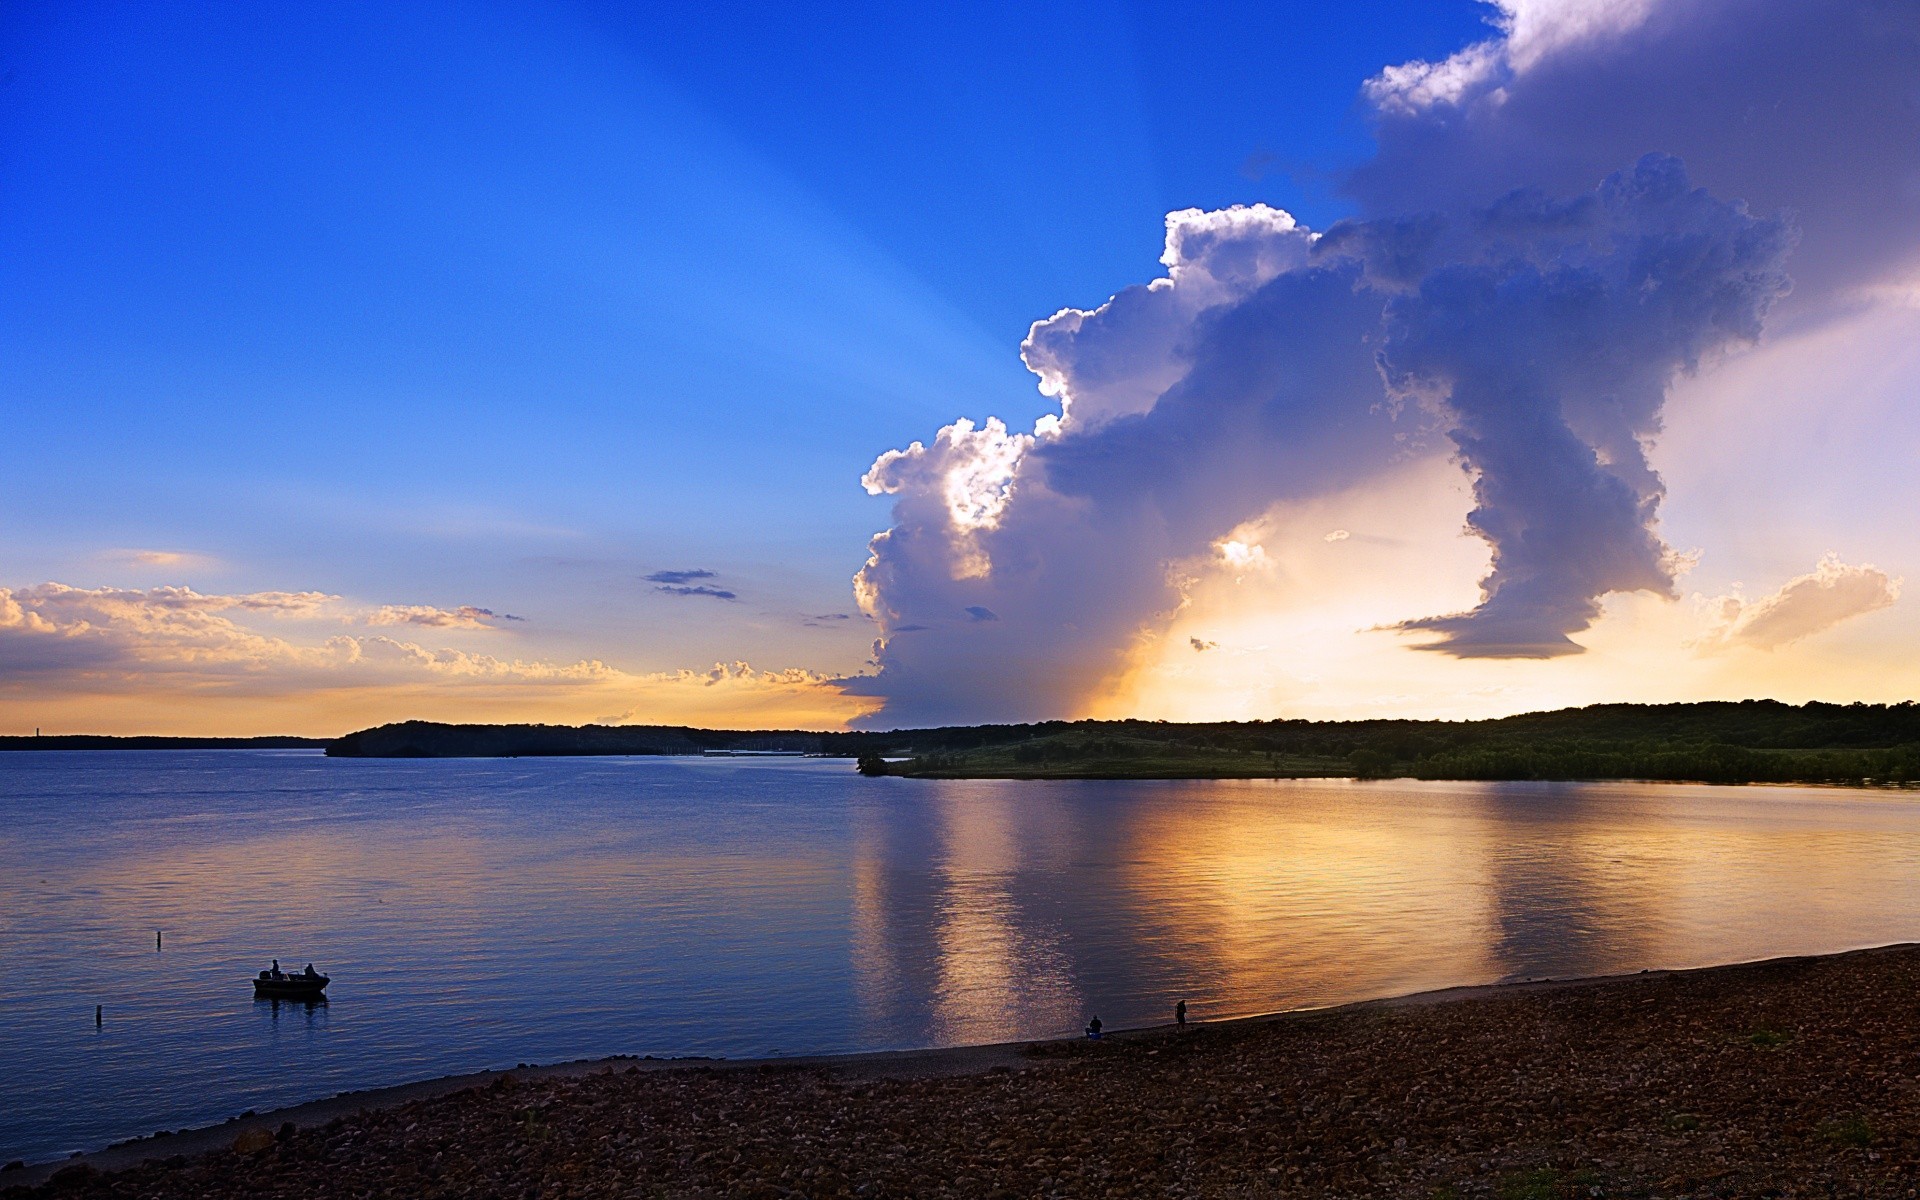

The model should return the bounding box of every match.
[850,157,1789,724]
[1376,155,1793,655]
[848,0,1910,726]
[848,208,1397,726]
[1355,0,1920,309]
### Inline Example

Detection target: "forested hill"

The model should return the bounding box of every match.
[868,700,1920,784]
[324,721,833,758]
[326,701,1920,785]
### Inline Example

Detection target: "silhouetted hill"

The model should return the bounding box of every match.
[873,700,1920,785]
[324,721,834,758]
[0,735,328,751]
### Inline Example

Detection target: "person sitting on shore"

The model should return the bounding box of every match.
[1085,1016,1103,1040]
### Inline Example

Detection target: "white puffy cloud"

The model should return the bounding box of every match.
[1365,0,1662,116]
[861,416,1034,582]
[1020,205,1313,430]
[847,209,1398,726]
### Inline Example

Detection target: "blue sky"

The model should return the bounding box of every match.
[5,0,1915,733]
[0,1,1486,666]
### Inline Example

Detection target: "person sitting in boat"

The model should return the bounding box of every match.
[270,959,282,979]
[302,964,317,979]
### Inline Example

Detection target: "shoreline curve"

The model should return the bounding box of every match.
[8,940,1917,1189]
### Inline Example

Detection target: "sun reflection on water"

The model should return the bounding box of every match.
[6,754,1920,1165]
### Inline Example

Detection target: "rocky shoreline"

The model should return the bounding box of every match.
[10,945,1920,1197]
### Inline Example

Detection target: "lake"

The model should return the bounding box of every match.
[3,750,1917,1163]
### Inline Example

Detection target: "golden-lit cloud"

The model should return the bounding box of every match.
[0,582,874,735]
[362,604,522,630]
[1697,555,1900,653]
[1093,459,1919,724]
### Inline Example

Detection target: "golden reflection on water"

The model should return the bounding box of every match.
[849,778,1920,1033]
[10,755,1920,1166]
[925,790,1078,1045]
[1117,781,1503,1011]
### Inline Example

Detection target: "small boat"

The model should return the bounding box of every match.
[253,969,329,998]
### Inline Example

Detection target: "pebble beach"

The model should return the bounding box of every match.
[10,945,1920,1198]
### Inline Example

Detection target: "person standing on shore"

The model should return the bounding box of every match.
[1175,1000,1186,1027]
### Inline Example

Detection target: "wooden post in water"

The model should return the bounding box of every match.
[94,1005,102,1028]
[156,930,162,951]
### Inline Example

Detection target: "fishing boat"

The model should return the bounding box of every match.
[252,967,328,998]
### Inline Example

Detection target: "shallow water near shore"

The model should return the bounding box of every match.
[3,751,1918,1163]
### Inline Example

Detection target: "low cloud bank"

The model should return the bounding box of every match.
[0,582,867,733]
[0,583,573,685]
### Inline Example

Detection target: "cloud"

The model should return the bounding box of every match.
[1219,540,1272,579]
[101,549,218,570]
[1323,530,1351,543]
[0,584,538,684]
[1352,0,1920,310]
[363,604,523,630]
[646,568,737,600]
[964,606,998,622]
[1189,637,1217,652]
[842,0,1920,723]
[0,581,871,732]
[848,207,1396,726]
[1364,0,1661,117]
[1700,555,1900,651]
[8,583,338,626]
[849,152,1791,721]
[1378,154,1793,656]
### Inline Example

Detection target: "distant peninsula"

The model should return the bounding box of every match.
[0,734,329,752]
[324,701,1920,787]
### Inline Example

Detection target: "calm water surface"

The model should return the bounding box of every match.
[3,750,1918,1162]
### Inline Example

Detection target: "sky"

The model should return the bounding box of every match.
[1,0,1916,734]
